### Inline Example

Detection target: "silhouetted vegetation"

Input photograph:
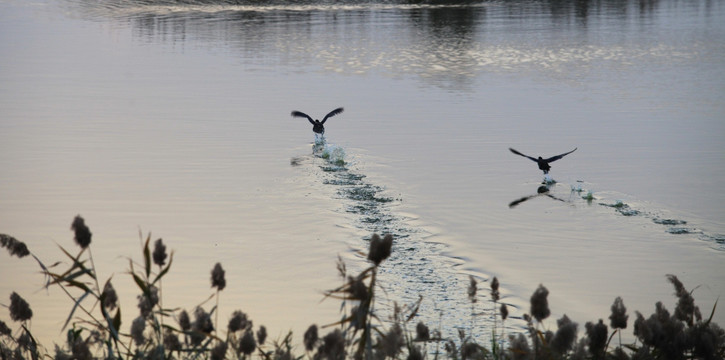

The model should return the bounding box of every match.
[1,216,724,359]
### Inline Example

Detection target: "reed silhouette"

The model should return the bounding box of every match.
[1,217,723,359]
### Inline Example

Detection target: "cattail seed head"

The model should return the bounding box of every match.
[102,282,118,311]
[609,296,628,329]
[257,325,267,345]
[211,263,226,291]
[667,274,700,326]
[211,342,228,360]
[1,234,30,258]
[415,321,430,341]
[163,330,181,352]
[71,337,92,360]
[468,276,478,303]
[228,310,251,333]
[490,276,500,302]
[408,345,424,360]
[461,342,479,360]
[380,324,404,358]
[367,233,393,266]
[9,292,33,322]
[317,329,345,360]
[0,320,11,336]
[530,284,550,322]
[585,319,608,356]
[500,303,509,321]
[303,325,319,352]
[130,316,146,346]
[70,215,92,249]
[152,238,167,267]
[137,286,158,318]
[193,307,214,334]
[239,330,256,355]
[178,310,191,331]
[508,333,531,360]
[550,314,578,354]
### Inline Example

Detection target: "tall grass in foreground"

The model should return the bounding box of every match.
[1,216,724,359]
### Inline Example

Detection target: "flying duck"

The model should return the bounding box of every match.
[509,147,577,174]
[291,107,344,136]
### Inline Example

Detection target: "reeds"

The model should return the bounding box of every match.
[1,218,724,359]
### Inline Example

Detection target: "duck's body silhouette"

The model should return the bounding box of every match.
[509,147,577,174]
[291,107,344,136]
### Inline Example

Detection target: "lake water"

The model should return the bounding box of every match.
[1,0,724,349]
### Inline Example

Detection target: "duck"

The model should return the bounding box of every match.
[291,107,344,136]
[509,147,577,175]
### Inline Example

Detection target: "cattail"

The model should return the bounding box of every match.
[137,286,159,318]
[178,310,191,331]
[461,342,479,360]
[336,255,347,279]
[257,325,267,345]
[530,284,550,322]
[130,316,146,346]
[500,303,509,321]
[0,234,30,258]
[193,307,214,333]
[467,276,478,303]
[490,276,500,302]
[380,323,404,358]
[367,233,393,266]
[102,282,118,311]
[71,337,92,360]
[508,333,531,360]
[54,346,71,360]
[152,238,167,267]
[211,341,228,360]
[163,331,181,351]
[228,310,251,333]
[0,320,11,336]
[667,274,700,326]
[415,321,430,341]
[609,296,628,329]
[70,215,92,249]
[9,292,33,322]
[303,324,319,352]
[550,314,578,354]
[317,329,345,360]
[408,345,424,360]
[211,263,226,291]
[585,319,608,356]
[239,330,256,355]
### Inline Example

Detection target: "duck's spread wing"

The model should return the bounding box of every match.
[509,148,538,162]
[544,147,577,163]
[321,107,344,124]
[291,110,315,125]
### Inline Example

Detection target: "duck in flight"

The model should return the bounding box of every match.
[291,107,344,136]
[509,147,577,175]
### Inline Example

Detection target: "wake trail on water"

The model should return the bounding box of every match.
[291,137,528,345]
[515,176,725,251]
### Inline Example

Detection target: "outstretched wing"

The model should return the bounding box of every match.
[291,110,315,125]
[321,107,344,124]
[509,195,536,208]
[509,148,538,162]
[544,147,577,163]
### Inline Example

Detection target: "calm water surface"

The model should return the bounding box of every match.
[1,0,724,347]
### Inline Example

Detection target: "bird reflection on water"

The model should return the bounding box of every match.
[508,184,568,208]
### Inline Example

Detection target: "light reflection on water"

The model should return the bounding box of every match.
[1,0,724,349]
